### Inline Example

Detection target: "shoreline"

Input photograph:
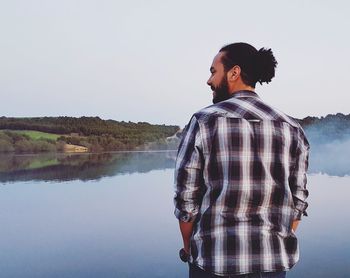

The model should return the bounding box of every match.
[0,149,178,157]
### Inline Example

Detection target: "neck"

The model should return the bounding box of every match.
[229,84,255,95]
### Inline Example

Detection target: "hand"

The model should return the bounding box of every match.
[179,248,190,263]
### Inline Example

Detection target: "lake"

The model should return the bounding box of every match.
[0,150,349,277]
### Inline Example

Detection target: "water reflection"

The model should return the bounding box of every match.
[0,150,349,277]
[0,142,349,184]
[0,151,177,183]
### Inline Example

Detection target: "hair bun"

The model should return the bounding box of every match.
[256,48,278,85]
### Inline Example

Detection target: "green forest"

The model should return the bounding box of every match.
[0,116,180,153]
[0,113,347,154]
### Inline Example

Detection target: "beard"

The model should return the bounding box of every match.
[212,75,231,104]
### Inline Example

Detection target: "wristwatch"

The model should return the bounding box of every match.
[179,248,190,263]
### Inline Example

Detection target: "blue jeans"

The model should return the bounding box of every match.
[189,263,286,278]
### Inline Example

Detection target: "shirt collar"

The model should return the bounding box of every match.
[229,90,260,99]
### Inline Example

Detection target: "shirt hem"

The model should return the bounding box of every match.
[192,261,295,276]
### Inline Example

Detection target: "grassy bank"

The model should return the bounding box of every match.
[9,130,61,141]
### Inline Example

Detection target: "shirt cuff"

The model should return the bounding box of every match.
[293,209,308,221]
[174,208,197,222]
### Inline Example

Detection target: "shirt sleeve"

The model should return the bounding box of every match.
[174,115,204,222]
[289,127,310,220]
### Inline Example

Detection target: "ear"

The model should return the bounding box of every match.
[227,65,241,82]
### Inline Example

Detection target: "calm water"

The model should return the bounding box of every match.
[0,151,349,277]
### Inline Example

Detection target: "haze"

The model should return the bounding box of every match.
[0,0,349,127]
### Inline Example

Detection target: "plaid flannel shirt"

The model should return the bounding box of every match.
[174,90,309,275]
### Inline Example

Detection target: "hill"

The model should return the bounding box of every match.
[0,116,180,153]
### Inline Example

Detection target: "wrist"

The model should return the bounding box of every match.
[183,246,190,254]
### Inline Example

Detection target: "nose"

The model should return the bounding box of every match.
[207,77,211,86]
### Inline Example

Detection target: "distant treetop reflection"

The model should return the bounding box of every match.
[0,142,348,183]
[0,151,177,183]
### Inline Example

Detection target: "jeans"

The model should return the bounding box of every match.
[189,263,286,278]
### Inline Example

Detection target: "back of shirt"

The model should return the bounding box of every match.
[174,90,310,275]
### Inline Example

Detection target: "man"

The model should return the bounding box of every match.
[174,42,309,278]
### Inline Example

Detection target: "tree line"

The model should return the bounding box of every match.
[0,116,180,153]
[298,113,350,143]
[1,113,347,154]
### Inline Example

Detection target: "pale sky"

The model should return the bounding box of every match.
[0,0,349,127]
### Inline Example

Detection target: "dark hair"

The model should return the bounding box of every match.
[219,42,278,88]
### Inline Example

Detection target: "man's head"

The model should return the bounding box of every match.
[207,42,278,104]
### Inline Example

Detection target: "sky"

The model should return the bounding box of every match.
[0,0,349,127]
